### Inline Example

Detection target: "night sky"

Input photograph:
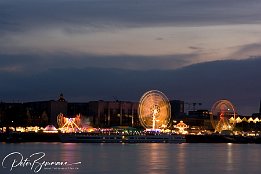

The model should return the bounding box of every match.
[0,0,261,115]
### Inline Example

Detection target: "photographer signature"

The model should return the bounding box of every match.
[2,152,81,173]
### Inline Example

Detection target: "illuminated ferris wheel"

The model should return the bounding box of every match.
[138,90,171,130]
[210,99,237,132]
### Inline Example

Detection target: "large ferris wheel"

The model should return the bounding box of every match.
[138,90,171,130]
[210,99,237,132]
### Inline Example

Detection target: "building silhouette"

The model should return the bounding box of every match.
[0,94,68,127]
[0,95,140,128]
[169,100,185,120]
[88,100,139,127]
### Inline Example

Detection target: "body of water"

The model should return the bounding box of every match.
[0,142,260,174]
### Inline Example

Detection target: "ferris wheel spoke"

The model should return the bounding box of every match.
[138,90,171,130]
[211,99,237,132]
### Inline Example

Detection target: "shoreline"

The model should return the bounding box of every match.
[1,132,261,144]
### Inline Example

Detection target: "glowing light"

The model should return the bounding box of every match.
[138,90,171,130]
[57,113,81,133]
[253,117,260,123]
[236,117,242,123]
[248,117,254,123]
[229,117,235,124]
[43,125,58,133]
[210,100,236,132]
[242,117,248,122]
[174,121,189,134]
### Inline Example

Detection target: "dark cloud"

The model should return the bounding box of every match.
[0,53,195,72]
[188,46,203,51]
[1,0,261,34]
[0,57,260,115]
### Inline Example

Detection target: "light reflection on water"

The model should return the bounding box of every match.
[0,143,261,174]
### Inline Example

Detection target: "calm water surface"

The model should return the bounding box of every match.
[0,143,260,174]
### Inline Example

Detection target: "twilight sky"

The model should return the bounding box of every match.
[0,0,261,115]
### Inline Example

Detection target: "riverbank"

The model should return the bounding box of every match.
[1,132,261,143]
[0,132,60,143]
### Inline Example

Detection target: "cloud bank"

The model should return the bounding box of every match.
[0,57,260,115]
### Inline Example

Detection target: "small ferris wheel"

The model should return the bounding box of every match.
[210,99,237,132]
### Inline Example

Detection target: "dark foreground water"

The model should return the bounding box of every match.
[0,142,260,174]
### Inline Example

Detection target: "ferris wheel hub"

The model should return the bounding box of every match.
[138,90,171,130]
